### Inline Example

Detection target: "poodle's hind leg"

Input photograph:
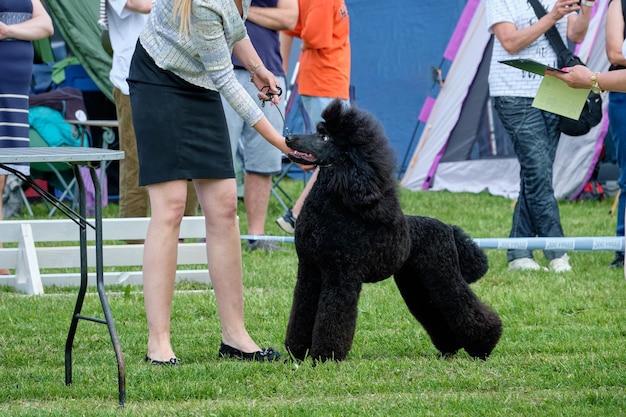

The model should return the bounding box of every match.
[285,263,322,361]
[308,274,363,362]
[394,270,462,357]
[414,263,502,359]
[403,217,503,359]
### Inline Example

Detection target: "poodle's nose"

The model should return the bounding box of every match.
[285,135,296,145]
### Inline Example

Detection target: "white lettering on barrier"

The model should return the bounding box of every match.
[496,239,528,249]
[545,239,576,250]
[591,239,623,251]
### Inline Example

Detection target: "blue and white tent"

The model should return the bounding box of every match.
[400,0,611,200]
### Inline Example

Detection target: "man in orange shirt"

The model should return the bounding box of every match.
[277,0,351,234]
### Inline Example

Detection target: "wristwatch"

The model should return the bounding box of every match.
[590,72,603,94]
[581,0,595,7]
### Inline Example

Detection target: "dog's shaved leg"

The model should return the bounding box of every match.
[308,275,362,362]
[285,264,321,361]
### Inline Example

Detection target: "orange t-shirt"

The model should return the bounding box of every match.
[284,0,351,99]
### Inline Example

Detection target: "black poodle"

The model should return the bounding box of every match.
[284,99,502,362]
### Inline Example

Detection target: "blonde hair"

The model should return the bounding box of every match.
[173,0,192,35]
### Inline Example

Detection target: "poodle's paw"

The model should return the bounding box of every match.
[437,347,461,359]
[284,344,309,362]
[463,310,503,360]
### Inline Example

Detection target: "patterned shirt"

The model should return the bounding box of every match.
[486,0,570,98]
[139,0,263,126]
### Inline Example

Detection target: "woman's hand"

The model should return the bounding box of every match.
[251,66,282,105]
[545,65,593,89]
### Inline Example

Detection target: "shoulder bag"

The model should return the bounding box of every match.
[528,0,603,136]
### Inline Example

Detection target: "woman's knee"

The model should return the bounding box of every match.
[147,182,189,223]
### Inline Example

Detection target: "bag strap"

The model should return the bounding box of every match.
[527,0,569,55]
[98,0,108,30]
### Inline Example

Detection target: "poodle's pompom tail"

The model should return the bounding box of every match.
[452,226,489,284]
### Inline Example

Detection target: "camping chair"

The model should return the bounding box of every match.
[271,156,297,212]
[26,87,90,216]
[28,127,78,216]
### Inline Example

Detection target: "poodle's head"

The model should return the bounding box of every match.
[286,99,394,172]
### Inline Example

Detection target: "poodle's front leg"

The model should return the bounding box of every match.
[309,273,362,362]
[285,263,322,361]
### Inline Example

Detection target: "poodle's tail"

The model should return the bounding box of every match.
[452,225,489,284]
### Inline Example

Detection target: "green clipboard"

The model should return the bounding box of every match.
[499,58,566,76]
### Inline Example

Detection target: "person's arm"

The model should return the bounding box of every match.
[251,115,290,154]
[232,37,282,97]
[279,31,294,75]
[546,65,626,92]
[606,0,626,67]
[594,69,626,92]
[491,0,582,55]
[565,0,594,43]
[125,0,152,14]
[231,38,289,154]
[246,0,298,31]
[0,0,53,41]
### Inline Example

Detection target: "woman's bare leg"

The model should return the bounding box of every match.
[194,178,260,353]
[143,180,188,361]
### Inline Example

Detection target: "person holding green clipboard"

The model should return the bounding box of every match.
[485,0,594,273]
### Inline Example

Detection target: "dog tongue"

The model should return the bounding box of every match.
[291,150,315,162]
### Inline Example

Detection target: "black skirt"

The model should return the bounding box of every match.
[128,42,234,186]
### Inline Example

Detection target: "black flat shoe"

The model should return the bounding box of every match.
[218,342,281,362]
[145,355,181,366]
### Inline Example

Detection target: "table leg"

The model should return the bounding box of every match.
[64,164,88,388]
[64,164,126,406]
[90,166,126,406]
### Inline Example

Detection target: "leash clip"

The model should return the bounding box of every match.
[258,85,290,135]
[259,85,282,107]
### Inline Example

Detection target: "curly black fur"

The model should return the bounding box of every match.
[284,100,502,362]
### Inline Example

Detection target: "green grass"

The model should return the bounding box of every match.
[1,179,625,416]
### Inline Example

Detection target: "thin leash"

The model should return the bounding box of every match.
[260,85,290,135]
[262,87,333,168]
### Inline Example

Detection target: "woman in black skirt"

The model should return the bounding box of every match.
[128,0,290,364]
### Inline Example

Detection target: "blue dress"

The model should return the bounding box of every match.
[0,0,33,175]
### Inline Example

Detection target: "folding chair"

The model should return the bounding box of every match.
[26,87,89,216]
[271,157,297,212]
[28,127,78,216]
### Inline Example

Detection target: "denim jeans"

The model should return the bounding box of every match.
[609,91,626,247]
[301,96,350,129]
[494,96,566,262]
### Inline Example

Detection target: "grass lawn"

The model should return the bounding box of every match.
[0,178,624,416]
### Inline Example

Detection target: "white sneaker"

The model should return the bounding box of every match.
[508,257,545,271]
[549,254,572,273]
[276,208,296,234]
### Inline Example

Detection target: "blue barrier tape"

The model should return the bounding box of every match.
[240,235,624,251]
